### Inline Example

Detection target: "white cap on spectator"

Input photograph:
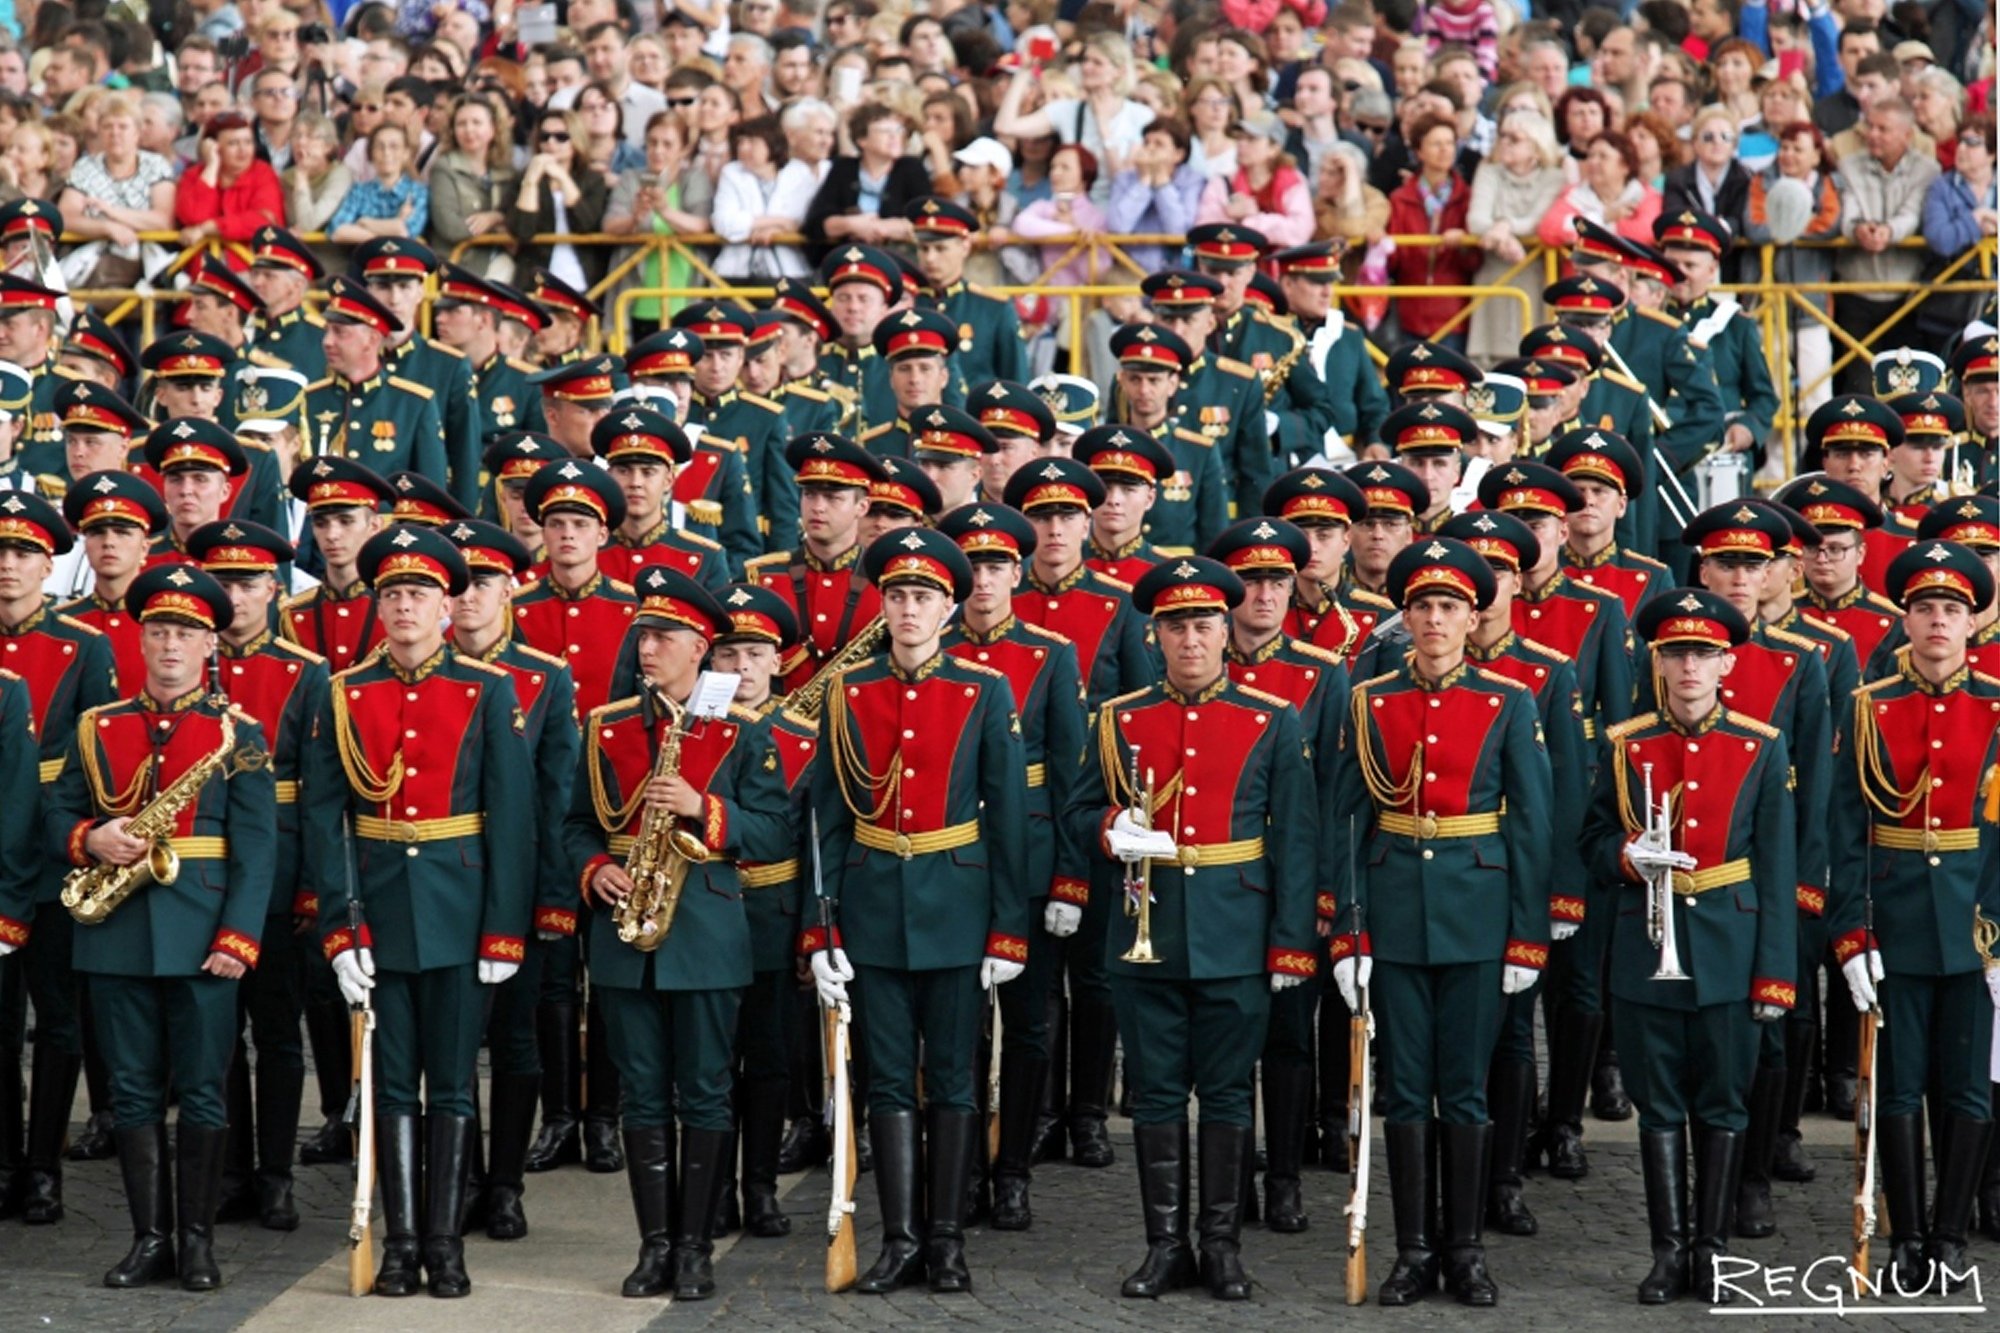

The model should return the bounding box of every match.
[1891,40,1935,65]
[954,137,1014,179]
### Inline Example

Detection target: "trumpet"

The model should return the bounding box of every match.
[1120,747,1162,965]
[1641,762,1690,982]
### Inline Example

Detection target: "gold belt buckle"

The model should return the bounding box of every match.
[1416,814,1438,840]
[894,832,913,861]
[1177,845,1199,868]
[1922,829,1941,854]
[1671,870,1695,897]
[391,820,420,843]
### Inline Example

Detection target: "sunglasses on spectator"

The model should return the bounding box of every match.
[1698,130,1735,144]
[1356,121,1389,135]
[666,96,697,108]
[356,103,382,113]
[1960,134,1986,148]
[256,86,298,99]
[540,130,571,143]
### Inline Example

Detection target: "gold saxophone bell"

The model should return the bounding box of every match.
[615,685,711,952]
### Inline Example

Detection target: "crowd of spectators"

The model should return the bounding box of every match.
[1,0,1993,382]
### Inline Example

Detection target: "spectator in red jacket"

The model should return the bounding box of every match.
[1383,113,1479,347]
[174,111,286,253]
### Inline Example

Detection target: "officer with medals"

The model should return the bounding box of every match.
[1949,334,1997,491]
[1106,323,1228,555]
[243,226,328,381]
[936,501,1087,1232]
[1433,509,1590,1241]
[304,277,452,485]
[1206,517,1350,1230]
[1581,588,1797,1304]
[1137,270,1270,512]
[353,239,485,510]
[1064,553,1316,1298]
[3,273,69,480]
[280,457,394,673]
[1829,540,2000,1290]
[859,306,964,460]
[43,563,275,1290]
[1074,425,1174,585]
[302,524,534,1299]
[590,407,732,593]
[672,304,791,563]
[0,490,115,1226]
[907,196,1027,386]
[806,527,1032,1294]
[441,518,580,1241]
[1190,224,1336,472]
[429,263,549,440]
[1343,460,1428,598]
[1274,241,1388,463]
[1331,535,1554,1307]
[185,520,329,1233]
[767,280,852,438]
[562,565,788,1298]
[1261,466,1391,665]
[1548,428,1672,619]
[57,472,166,693]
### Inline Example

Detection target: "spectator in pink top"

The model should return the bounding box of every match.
[1540,129,1663,250]
[1218,0,1328,41]
[1011,144,1110,285]
[1195,113,1314,245]
[174,112,286,254]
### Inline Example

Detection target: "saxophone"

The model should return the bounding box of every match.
[1262,332,1308,404]
[62,705,266,925]
[783,614,887,724]
[616,686,713,952]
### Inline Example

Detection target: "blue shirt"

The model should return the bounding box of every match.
[328,173,429,237]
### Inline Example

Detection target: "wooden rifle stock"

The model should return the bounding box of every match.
[823,1002,858,1293]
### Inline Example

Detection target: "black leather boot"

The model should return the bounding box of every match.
[777,1115,828,1174]
[1771,1022,1817,1183]
[1196,1122,1253,1300]
[1925,1115,1991,1294]
[1823,989,1857,1120]
[1637,1128,1690,1304]
[1878,1113,1927,1291]
[1067,995,1118,1168]
[1487,1059,1537,1237]
[423,1114,475,1297]
[373,1113,424,1296]
[525,1002,581,1172]
[672,1126,731,1299]
[1318,990,1352,1175]
[65,1028,115,1158]
[485,1071,540,1241]
[255,1063,304,1231]
[0,1029,21,1219]
[707,1126,739,1238]
[67,1111,115,1162]
[1440,1122,1497,1306]
[991,1052,1045,1231]
[583,999,623,1173]
[217,1048,258,1224]
[1379,1121,1439,1306]
[926,1107,977,1293]
[1122,1121,1196,1296]
[1980,1089,2000,1243]
[619,1125,675,1297]
[22,1047,80,1224]
[1534,1010,1600,1180]
[1735,1064,1783,1239]
[174,1123,227,1291]
[298,995,352,1164]
[739,1075,790,1237]
[104,1124,176,1287]
[1261,1062,1311,1233]
[1032,988,1068,1164]
[459,1092,488,1237]
[855,1109,925,1292]
[1692,1127,1744,1305]
[1591,1018,1632,1122]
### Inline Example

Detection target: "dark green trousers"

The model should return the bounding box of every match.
[1374,960,1503,1125]
[371,965,484,1118]
[486,935,548,1077]
[1880,971,1993,1118]
[22,907,82,1055]
[737,968,791,1082]
[855,964,982,1114]
[997,896,1055,1062]
[1612,996,1760,1133]
[240,911,305,1077]
[1496,974,1545,1066]
[90,973,238,1128]
[1263,970,1322,1066]
[1113,973,1269,1126]
[600,983,741,1129]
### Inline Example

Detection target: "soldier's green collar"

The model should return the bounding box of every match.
[1293,578,1331,616]
[1898,653,1969,696]
[1227,631,1286,666]
[334,367,388,394]
[276,307,304,326]
[547,569,605,602]
[138,685,207,713]
[1406,652,1469,692]
[461,623,514,663]
[327,577,369,602]
[696,388,737,412]
[888,649,947,683]
[0,602,46,637]
[1768,607,1800,635]
[1163,673,1229,706]
[1886,481,1944,510]
[1565,541,1621,569]
[387,643,451,684]
[1975,621,2000,646]
[957,612,1016,646]
[1466,630,1517,662]
[1089,531,1149,563]
[1518,568,1569,603]
[1805,580,1870,612]
[616,516,671,549]
[803,544,859,574]
[220,627,275,658]
[1663,702,1725,737]
[1027,560,1090,595]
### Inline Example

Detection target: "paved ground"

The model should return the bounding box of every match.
[8,1094,1996,1332]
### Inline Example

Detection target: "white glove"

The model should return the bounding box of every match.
[1626,837,1696,873]
[981,957,1025,989]
[1332,954,1371,1010]
[1987,967,2000,1010]
[1108,809,1175,863]
[1552,921,1579,941]
[1750,1002,1786,1023]
[1264,410,1281,438]
[812,947,854,1007]
[1044,901,1081,937]
[1501,964,1538,995]
[332,948,376,1007]
[536,929,563,942]
[1842,949,1885,1012]
[478,959,519,985]
[0,939,14,959]
[1271,973,1306,993]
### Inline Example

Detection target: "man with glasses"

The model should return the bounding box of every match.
[1779,474,1907,668]
[250,67,300,171]
[1806,395,1917,595]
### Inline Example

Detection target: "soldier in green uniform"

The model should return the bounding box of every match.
[430,264,549,442]
[479,432,559,550]
[42,382,147,538]
[1656,211,1776,467]
[1433,510,1587,1239]
[1191,225,1336,479]
[354,239,486,510]
[2,274,69,480]
[590,407,732,594]
[806,527,1031,1294]
[304,277,451,485]
[1831,540,2000,1290]
[45,564,277,1291]
[1382,401,1478,536]
[1063,554,1317,1299]
[1134,271,1270,513]
[1581,588,1797,1305]
[563,566,789,1299]
[907,403,999,514]
[907,196,1028,386]
[1273,241,1389,461]
[527,269,595,367]
[1383,341,1482,412]
[673,305,791,567]
[302,524,534,1299]
[1343,459,1428,599]
[135,330,283,535]
[181,260,294,441]
[1331,536,1555,1308]
[1075,425,1175,585]
[624,329,760,565]
[768,280,852,434]
[859,307,963,460]
[1107,323,1228,554]
[1547,428,1672,619]
[1532,300,1664,556]
[57,312,135,398]
[1261,467,1395,667]
[243,226,328,382]
[141,419,251,568]
[1950,335,1998,491]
